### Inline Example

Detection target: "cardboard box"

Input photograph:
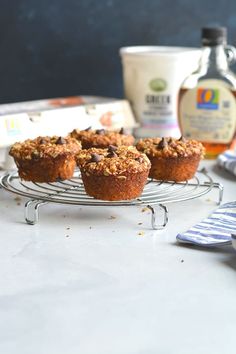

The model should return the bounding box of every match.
[0,95,137,148]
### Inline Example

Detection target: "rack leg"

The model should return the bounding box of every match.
[24,200,47,225]
[147,204,169,230]
[215,183,224,205]
[204,182,224,205]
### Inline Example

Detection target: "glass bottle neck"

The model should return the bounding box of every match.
[200,45,229,71]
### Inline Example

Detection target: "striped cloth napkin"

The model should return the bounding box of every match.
[217,150,236,177]
[176,201,236,247]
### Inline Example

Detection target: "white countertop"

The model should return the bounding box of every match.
[0,160,236,354]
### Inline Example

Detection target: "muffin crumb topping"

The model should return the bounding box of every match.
[77,146,150,176]
[9,136,81,160]
[136,137,205,158]
[69,128,134,148]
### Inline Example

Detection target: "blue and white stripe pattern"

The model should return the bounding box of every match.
[176,202,236,247]
[217,150,236,177]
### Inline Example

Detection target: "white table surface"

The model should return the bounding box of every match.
[0,160,236,354]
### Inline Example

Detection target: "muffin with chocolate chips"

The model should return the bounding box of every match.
[69,127,134,149]
[9,136,82,182]
[136,137,205,182]
[76,145,151,200]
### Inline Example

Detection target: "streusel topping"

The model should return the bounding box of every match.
[136,137,205,158]
[70,127,134,148]
[76,145,150,175]
[9,136,82,160]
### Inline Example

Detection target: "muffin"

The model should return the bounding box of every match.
[69,127,134,149]
[76,145,151,201]
[136,136,205,182]
[9,136,82,182]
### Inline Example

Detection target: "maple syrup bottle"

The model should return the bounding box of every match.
[178,27,236,158]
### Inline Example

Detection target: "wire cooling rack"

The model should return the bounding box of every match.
[0,168,223,229]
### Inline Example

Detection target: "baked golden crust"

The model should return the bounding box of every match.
[136,137,205,182]
[148,155,201,182]
[81,170,149,201]
[69,127,134,149]
[9,136,82,182]
[77,145,151,201]
[13,155,77,182]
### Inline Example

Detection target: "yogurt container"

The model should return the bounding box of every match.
[120,46,202,138]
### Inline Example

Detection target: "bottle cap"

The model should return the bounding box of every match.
[201,27,227,46]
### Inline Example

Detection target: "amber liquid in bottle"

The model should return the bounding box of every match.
[178,88,236,159]
[178,27,236,159]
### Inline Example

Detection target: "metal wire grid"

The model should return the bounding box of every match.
[0,169,223,229]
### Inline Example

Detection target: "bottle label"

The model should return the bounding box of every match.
[179,79,236,143]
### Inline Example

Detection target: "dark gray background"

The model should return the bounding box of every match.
[1,0,236,103]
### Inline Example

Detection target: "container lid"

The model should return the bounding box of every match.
[120,46,202,59]
[201,27,227,46]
